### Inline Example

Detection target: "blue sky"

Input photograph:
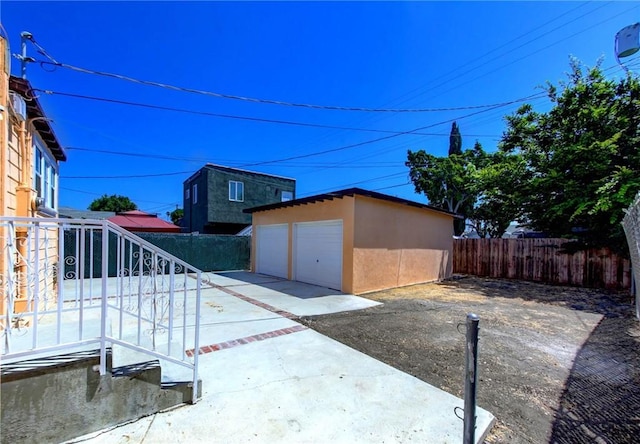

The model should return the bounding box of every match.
[1,1,639,218]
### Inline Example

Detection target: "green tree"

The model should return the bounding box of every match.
[406,141,487,236]
[168,208,184,225]
[88,194,137,213]
[448,121,462,155]
[500,58,640,251]
[467,151,525,238]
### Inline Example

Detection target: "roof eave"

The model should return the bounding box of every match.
[9,76,67,162]
[244,187,461,218]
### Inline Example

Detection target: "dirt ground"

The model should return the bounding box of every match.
[300,276,640,444]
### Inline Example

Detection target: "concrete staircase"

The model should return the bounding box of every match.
[0,323,201,444]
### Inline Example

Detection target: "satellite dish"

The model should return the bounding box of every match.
[616,23,640,58]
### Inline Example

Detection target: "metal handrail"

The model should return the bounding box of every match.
[0,217,202,403]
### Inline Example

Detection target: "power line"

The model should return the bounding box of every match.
[23,2,592,123]
[372,182,411,192]
[26,38,534,114]
[239,92,546,168]
[370,2,594,111]
[60,90,544,178]
[65,146,408,168]
[63,170,193,179]
[264,3,593,172]
[65,146,210,163]
[300,171,408,197]
[409,2,639,106]
[60,186,180,206]
[33,89,501,138]
[399,2,612,107]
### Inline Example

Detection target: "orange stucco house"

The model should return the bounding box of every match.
[245,188,458,295]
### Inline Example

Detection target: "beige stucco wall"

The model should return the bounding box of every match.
[351,195,454,294]
[251,194,454,295]
[250,196,356,293]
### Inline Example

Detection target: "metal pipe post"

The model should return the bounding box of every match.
[463,313,480,444]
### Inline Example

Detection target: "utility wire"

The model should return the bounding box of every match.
[299,171,408,197]
[409,2,639,105]
[59,90,544,179]
[372,1,594,111]
[60,186,180,206]
[63,170,193,179]
[64,146,407,168]
[33,89,501,138]
[32,56,545,113]
[239,92,545,168]
[373,182,411,192]
[398,2,612,106]
[26,36,525,114]
[272,2,593,168]
[23,2,592,120]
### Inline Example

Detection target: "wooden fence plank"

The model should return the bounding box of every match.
[453,238,630,290]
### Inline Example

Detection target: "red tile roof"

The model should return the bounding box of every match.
[108,211,180,233]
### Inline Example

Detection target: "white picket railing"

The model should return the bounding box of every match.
[0,217,202,403]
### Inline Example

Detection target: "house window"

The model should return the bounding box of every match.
[33,141,58,211]
[229,181,244,202]
[282,191,293,202]
[192,184,198,204]
[186,188,190,200]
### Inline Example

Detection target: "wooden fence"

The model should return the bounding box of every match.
[453,238,631,290]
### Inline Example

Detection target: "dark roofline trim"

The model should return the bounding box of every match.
[9,76,66,162]
[184,163,296,184]
[244,187,462,218]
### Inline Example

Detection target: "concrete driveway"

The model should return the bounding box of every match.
[73,271,495,443]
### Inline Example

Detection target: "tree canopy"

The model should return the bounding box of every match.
[168,208,184,225]
[500,59,640,251]
[88,194,137,213]
[405,59,640,249]
[406,141,487,236]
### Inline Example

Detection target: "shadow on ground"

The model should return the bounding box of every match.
[435,276,634,317]
[214,271,344,299]
[549,312,640,443]
[307,275,640,443]
[427,276,640,442]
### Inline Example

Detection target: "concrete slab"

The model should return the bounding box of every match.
[76,328,494,444]
[212,271,381,316]
[67,271,495,443]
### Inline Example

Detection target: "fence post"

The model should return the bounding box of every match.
[463,313,480,444]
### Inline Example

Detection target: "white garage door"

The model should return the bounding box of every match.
[293,220,343,290]
[256,224,288,279]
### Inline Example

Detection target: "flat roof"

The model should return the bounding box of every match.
[185,163,296,184]
[244,187,461,218]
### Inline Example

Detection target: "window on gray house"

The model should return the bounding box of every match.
[282,191,293,202]
[229,181,244,202]
[193,184,198,204]
[186,188,190,200]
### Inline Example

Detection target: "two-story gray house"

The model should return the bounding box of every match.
[183,164,296,234]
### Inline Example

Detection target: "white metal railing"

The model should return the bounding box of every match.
[0,217,202,403]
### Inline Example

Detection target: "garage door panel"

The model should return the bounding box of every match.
[256,224,288,279]
[294,220,342,290]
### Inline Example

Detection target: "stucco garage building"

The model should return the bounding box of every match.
[245,188,457,294]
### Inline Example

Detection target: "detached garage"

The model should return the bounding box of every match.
[245,188,458,295]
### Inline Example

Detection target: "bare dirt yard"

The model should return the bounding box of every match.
[300,276,640,444]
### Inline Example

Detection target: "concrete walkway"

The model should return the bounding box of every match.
[71,271,495,443]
